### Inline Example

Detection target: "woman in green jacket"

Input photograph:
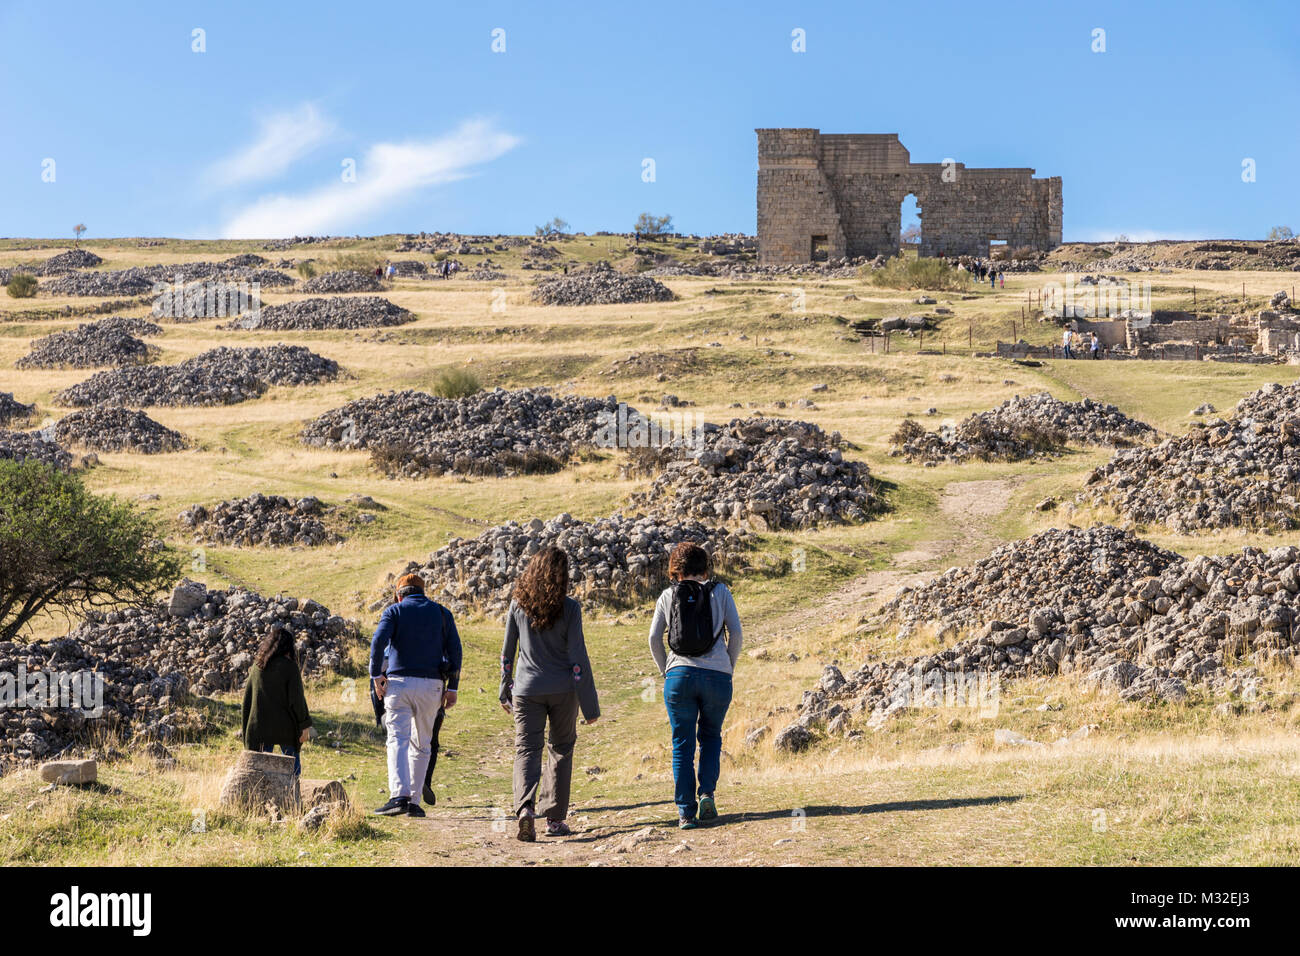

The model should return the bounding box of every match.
[241,625,312,775]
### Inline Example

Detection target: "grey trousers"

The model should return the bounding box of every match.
[512,691,579,821]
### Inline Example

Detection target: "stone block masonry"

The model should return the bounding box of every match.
[757,129,1062,264]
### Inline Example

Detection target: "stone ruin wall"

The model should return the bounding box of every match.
[757,129,1062,265]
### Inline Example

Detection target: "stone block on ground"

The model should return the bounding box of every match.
[40,759,97,785]
[219,750,300,813]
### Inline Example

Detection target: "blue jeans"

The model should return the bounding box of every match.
[663,667,733,819]
[261,744,300,776]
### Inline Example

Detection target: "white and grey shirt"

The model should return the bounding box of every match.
[648,580,743,676]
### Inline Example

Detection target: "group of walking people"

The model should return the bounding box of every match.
[949,256,1005,288]
[1062,327,1101,359]
[239,540,743,838]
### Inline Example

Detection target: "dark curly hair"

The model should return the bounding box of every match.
[668,541,710,581]
[512,546,570,630]
[254,624,297,670]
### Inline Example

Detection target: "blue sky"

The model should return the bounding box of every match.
[2,0,1296,241]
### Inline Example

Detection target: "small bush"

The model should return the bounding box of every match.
[329,251,384,275]
[431,368,482,400]
[866,257,970,292]
[6,273,37,298]
[296,261,318,280]
[889,418,927,447]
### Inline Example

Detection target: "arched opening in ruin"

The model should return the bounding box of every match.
[900,193,921,254]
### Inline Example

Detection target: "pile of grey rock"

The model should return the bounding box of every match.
[1084,381,1300,532]
[880,525,1179,638]
[57,345,339,407]
[179,494,344,547]
[624,417,880,530]
[782,525,1300,746]
[389,260,427,276]
[53,406,187,454]
[223,253,268,268]
[17,316,161,369]
[466,263,506,281]
[405,512,750,615]
[44,267,156,297]
[45,262,294,297]
[0,430,73,471]
[30,248,104,275]
[0,635,178,768]
[302,387,626,477]
[0,392,36,427]
[533,264,674,306]
[892,393,1155,464]
[0,581,361,769]
[73,579,360,697]
[222,295,413,331]
[301,270,382,293]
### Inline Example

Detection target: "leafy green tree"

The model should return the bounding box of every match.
[0,460,182,641]
[634,212,673,237]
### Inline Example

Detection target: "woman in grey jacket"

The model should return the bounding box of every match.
[500,546,600,842]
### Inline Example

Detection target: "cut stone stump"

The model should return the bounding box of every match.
[219,750,300,813]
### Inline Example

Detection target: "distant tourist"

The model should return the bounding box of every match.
[385,262,395,280]
[1062,327,1073,358]
[370,573,461,817]
[500,547,600,842]
[998,270,1005,288]
[1090,332,1101,359]
[241,624,312,776]
[648,542,743,830]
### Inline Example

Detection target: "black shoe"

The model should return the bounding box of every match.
[422,784,437,806]
[406,803,426,818]
[374,796,409,816]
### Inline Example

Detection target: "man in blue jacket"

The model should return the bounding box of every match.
[370,573,462,817]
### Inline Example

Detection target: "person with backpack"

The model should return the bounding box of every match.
[648,541,743,829]
[370,573,461,817]
[500,547,599,842]
[241,624,312,775]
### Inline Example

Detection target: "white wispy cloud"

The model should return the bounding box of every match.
[206,103,337,190]
[219,119,520,238]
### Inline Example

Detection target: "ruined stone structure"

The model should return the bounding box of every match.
[756,129,1062,264]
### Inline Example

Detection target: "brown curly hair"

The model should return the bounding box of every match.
[668,541,710,581]
[512,546,570,630]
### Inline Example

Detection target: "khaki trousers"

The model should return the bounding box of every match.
[512,691,579,821]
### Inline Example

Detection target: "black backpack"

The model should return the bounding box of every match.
[667,580,723,656]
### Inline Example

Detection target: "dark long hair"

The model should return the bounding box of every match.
[512,547,570,631]
[254,624,297,669]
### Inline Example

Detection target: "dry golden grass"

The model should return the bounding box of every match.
[3,239,1300,864]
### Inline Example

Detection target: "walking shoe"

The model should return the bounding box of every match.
[405,803,426,818]
[373,796,409,816]
[422,784,437,806]
[698,794,717,822]
[679,816,698,830]
[545,819,572,837]
[517,810,536,843]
